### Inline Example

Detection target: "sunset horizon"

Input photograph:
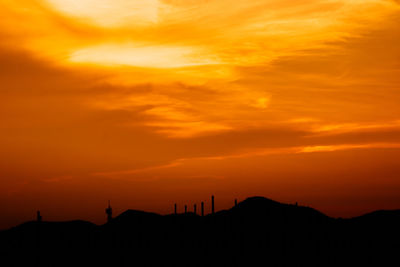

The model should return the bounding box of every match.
[1,0,400,230]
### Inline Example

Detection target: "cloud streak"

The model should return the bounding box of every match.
[93,142,400,179]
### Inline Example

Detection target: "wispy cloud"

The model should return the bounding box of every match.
[92,142,400,179]
[310,121,400,135]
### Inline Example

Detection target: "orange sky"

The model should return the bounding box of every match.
[1,0,400,229]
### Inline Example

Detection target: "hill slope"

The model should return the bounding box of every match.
[1,196,399,267]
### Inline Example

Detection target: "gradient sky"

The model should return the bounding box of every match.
[1,0,400,229]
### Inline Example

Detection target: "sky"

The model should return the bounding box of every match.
[1,0,400,229]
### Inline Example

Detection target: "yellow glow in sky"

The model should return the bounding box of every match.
[46,0,160,26]
[70,44,219,68]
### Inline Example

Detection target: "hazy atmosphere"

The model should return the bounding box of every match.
[1,0,400,229]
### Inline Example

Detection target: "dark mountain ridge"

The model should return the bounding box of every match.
[1,196,399,267]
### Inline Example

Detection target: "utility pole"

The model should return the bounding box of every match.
[211,195,215,215]
[105,200,112,223]
[37,211,42,222]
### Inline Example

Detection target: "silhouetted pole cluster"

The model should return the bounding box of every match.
[172,195,238,216]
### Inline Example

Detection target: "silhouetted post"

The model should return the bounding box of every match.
[295,202,298,206]
[201,202,204,217]
[211,195,215,214]
[185,205,187,214]
[35,210,42,265]
[174,203,177,215]
[194,204,197,215]
[105,200,112,223]
[235,199,238,207]
[37,211,42,222]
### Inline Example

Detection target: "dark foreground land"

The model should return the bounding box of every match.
[1,197,399,267]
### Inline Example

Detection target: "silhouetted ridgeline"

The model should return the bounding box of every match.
[1,197,399,267]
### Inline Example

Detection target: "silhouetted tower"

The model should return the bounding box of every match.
[37,211,42,222]
[105,200,112,223]
[201,202,204,216]
[36,211,42,253]
[185,205,187,214]
[194,204,197,215]
[211,195,215,214]
[235,199,238,207]
[174,203,177,215]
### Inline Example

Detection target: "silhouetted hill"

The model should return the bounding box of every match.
[114,209,161,221]
[107,209,161,228]
[231,196,331,222]
[353,209,400,222]
[1,196,399,267]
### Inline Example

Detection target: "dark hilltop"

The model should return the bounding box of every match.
[1,196,399,267]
